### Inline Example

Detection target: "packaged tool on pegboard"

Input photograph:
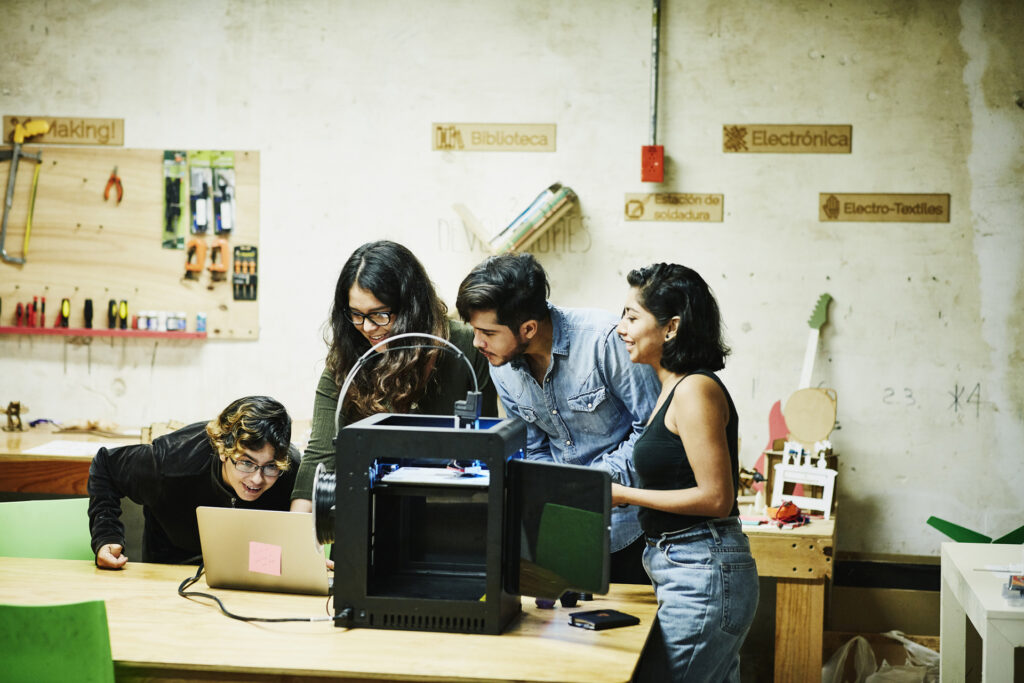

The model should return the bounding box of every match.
[162,151,187,249]
[232,245,258,301]
[189,151,213,235]
[211,151,235,235]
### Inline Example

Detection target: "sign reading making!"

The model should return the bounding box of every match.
[3,115,124,146]
[723,124,851,154]
[820,193,950,222]
[433,123,556,152]
[624,193,724,222]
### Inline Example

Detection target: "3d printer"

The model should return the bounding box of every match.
[311,333,611,635]
[313,413,611,635]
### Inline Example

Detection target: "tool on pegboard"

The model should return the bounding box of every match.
[103,166,123,204]
[162,151,187,249]
[232,245,258,301]
[189,153,213,234]
[1,118,49,265]
[55,298,70,328]
[208,237,229,283]
[211,152,235,234]
[184,236,206,280]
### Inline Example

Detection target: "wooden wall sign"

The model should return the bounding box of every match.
[819,193,950,222]
[624,193,724,222]
[723,124,851,153]
[432,123,556,152]
[3,115,124,146]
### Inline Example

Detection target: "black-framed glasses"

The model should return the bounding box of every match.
[229,457,282,479]
[348,309,393,327]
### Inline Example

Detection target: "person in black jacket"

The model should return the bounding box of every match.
[88,395,299,569]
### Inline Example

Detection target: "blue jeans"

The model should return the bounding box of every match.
[642,517,759,682]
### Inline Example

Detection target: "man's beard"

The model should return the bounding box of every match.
[491,336,531,367]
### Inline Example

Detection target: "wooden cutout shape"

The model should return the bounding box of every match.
[783,387,837,449]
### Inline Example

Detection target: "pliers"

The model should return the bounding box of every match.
[104,166,123,204]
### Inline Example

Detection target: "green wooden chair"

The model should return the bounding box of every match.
[0,600,114,682]
[0,497,94,560]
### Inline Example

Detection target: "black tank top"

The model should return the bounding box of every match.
[633,370,740,537]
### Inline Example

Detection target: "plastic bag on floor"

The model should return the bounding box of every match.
[866,661,928,683]
[873,631,938,683]
[822,635,877,683]
[822,631,939,683]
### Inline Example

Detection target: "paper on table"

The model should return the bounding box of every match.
[21,440,113,457]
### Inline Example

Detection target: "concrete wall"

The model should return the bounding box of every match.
[2,0,1021,557]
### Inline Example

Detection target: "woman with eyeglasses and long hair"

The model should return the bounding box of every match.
[88,395,298,569]
[290,240,497,513]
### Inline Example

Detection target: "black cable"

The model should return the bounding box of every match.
[177,563,334,623]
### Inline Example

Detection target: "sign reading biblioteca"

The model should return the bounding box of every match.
[723,124,851,154]
[3,115,124,146]
[819,193,950,222]
[432,123,556,152]
[624,193,724,222]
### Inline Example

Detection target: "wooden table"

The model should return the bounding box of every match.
[744,516,836,683]
[0,425,137,495]
[0,419,313,496]
[0,557,659,682]
[940,542,1024,681]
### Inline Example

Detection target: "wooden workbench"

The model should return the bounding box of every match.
[0,557,659,682]
[745,516,836,682]
[0,424,137,495]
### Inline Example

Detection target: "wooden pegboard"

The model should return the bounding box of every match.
[0,147,259,339]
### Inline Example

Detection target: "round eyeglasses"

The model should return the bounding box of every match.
[348,310,393,327]
[229,457,282,479]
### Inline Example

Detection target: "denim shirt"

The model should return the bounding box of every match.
[489,304,661,551]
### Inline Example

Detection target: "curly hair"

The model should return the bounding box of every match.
[455,252,550,330]
[626,263,731,374]
[205,396,293,469]
[326,240,449,420]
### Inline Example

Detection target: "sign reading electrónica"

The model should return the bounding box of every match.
[819,193,950,222]
[432,123,556,152]
[624,193,724,222]
[723,124,851,153]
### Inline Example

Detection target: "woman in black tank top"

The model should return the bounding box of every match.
[612,263,758,682]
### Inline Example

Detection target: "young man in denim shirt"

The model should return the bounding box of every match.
[456,253,660,583]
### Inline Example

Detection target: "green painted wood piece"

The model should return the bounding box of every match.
[927,515,1024,544]
[0,600,114,682]
[0,498,94,560]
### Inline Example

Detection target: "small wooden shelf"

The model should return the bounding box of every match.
[0,326,207,340]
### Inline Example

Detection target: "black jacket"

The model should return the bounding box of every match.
[87,421,300,564]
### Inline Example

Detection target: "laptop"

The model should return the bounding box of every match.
[196,507,331,596]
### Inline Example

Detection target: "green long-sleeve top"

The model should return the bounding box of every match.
[291,320,497,500]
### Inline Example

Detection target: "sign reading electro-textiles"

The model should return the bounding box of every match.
[819,193,950,222]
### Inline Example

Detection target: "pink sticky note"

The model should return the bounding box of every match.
[249,541,282,576]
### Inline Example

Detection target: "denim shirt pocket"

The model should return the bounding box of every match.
[566,386,623,435]
[516,405,539,423]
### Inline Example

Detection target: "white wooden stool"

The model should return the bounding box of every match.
[771,461,838,520]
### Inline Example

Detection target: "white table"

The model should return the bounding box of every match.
[940,542,1024,681]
